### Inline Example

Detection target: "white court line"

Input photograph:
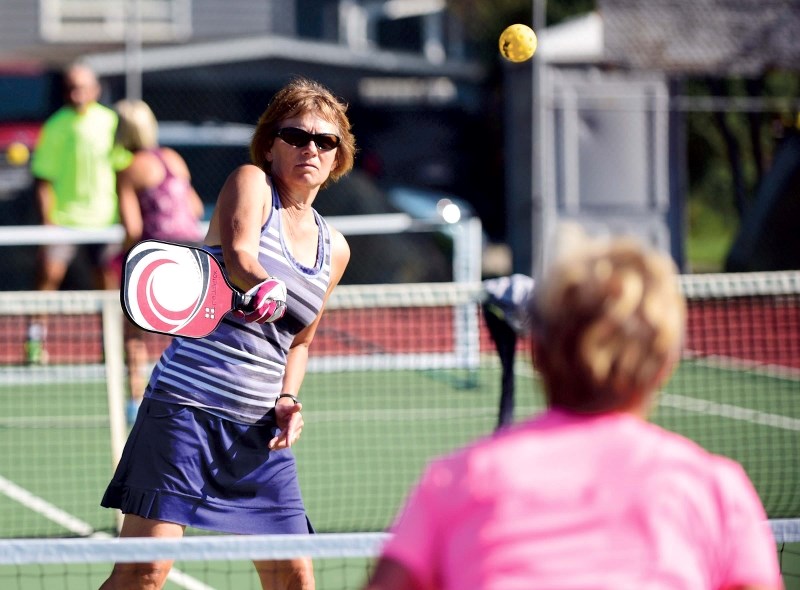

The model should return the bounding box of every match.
[326,396,799,431]
[659,393,800,432]
[662,354,799,431]
[0,474,214,590]
[514,357,800,432]
[165,569,216,590]
[2,361,793,434]
[309,406,498,422]
[0,364,106,385]
[684,352,800,382]
[0,475,97,537]
[0,416,108,428]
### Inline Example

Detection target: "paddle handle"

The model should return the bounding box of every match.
[232,291,252,312]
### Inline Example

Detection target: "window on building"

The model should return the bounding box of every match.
[40,0,192,42]
[296,0,340,42]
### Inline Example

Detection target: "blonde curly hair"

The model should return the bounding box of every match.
[113,99,159,151]
[530,227,685,414]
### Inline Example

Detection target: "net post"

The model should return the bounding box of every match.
[451,217,482,284]
[451,218,483,373]
[101,292,127,531]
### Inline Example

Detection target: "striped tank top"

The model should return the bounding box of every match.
[145,189,332,424]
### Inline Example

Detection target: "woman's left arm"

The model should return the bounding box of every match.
[116,156,144,248]
[270,229,350,449]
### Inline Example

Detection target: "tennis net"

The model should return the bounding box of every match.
[0,524,797,590]
[0,532,387,590]
[0,271,798,540]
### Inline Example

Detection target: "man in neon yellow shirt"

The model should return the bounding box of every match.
[31,62,126,291]
[27,62,128,363]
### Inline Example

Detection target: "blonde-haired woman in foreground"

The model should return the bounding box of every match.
[365,230,782,590]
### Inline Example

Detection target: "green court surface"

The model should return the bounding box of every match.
[0,558,374,590]
[0,358,798,588]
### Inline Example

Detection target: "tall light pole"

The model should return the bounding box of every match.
[530,0,548,278]
[125,0,143,100]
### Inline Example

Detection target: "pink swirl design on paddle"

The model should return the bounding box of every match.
[136,257,200,333]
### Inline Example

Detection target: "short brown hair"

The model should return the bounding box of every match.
[250,77,356,187]
[530,228,685,413]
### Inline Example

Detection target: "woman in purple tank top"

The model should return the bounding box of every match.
[101,79,355,590]
[112,99,205,424]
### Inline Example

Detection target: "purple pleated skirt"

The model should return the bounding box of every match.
[101,398,313,535]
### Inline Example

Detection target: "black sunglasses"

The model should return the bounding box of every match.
[275,127,340,151]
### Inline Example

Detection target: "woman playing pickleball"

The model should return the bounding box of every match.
[100,76,355,590]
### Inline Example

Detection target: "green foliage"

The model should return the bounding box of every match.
[547,0,596,24]
[448,0,595,59]
[685,198,738,273]
[683,71,800,270]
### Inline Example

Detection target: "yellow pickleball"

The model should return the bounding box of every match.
[6,141,30,166]
[499,24,538,63]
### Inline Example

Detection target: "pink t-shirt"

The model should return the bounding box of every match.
[381,410,781,590]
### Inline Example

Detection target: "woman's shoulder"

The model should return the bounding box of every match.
[217,163,269,191]
[321,219,349,256]
[311,214,349,284]
[156,147,192,177]
[229,163,267,180]
[124,149,156,176]
[330,226,350,256]
[216,164,272,209]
